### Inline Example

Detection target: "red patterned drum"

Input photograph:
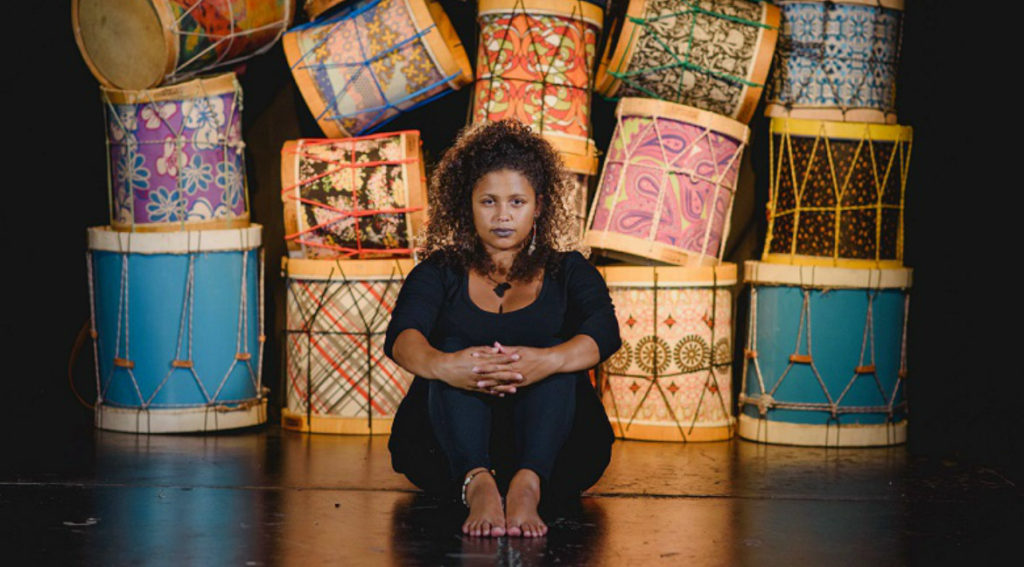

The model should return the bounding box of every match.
[585,98,749,266]
[599,264,736,442]
[472,0,603,157]
[73,0,294,89]
[280,131,427,258]
[282,257,415,434]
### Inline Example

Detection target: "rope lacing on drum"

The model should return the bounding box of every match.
[740,267,909,431]
[90,230,264,411]
[289,0,463,135]
[605,1,776,102]
[477,0,596,142]
[285,259,410,429]
[280,135,425,258]
[167,0,291,82]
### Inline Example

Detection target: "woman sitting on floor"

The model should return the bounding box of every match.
[384,119,621,538]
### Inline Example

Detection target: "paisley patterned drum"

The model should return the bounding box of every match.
[585,98,749,266]
[73,0,293,89]
[283,0,473,137]
[739,261,910,446]
[599,264,736,442]
[473,0,603,157]
[764,117,912,268]
[87,226,266,433]
[102,74,249,232]
[595,0,779,124]
[766,0,904,124]
[280,132,427,258]
[282,258,415,434]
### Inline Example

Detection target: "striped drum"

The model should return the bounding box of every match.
[765,0,904,123]
[283,258,414,434]
[600,264,736,442]
[87,226,266,433]
[739,261,910,446]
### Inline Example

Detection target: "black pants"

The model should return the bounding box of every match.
[428,372,576,483]
[389,373,614,500]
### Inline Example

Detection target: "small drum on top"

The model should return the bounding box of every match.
[472,0,605,240]
[764,117,913,268]
[766,0,904,124]
[599,263,737,442]
[283,0,473,137]
[279,131,425,433]
[280,131,427,259]
[585,97,749,267]
[739,261,910,447]
[102,73,250,232]
[73,0,294,89]
[595,0,780,124]
[87,225,266,433]
[282,258,415,434]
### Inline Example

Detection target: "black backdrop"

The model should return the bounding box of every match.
[6,1,1021,483]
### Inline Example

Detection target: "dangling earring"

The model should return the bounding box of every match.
[528,224,537,255]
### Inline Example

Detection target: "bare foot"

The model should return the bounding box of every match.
[462,468,506,537]
[505,469,547,537]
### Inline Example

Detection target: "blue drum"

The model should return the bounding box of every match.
[739,262,910,446]
[87,226,266,433]
[765,0,904,124]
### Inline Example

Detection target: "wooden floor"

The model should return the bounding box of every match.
[3,427,1021,565]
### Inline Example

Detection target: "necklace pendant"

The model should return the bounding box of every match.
[493,282,511,298]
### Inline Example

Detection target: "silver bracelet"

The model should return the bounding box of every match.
[461,468,495,507]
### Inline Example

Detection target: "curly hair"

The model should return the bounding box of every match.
[423,119,583,282]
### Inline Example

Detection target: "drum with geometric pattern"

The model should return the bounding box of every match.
[283,257,415,434]
[599,263,736,442]
[739,261,910,447]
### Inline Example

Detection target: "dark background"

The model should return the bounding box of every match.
[6,1,1021,483]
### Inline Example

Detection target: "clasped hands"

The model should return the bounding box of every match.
[445,342,562,396]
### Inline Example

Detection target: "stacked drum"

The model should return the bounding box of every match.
[278,0,473,435]
[72,0,296,433]
[586,0,780,442]
[739,0,913,447]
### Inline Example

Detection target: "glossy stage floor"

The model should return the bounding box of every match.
[4,427,1021,565]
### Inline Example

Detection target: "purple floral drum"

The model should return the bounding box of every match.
[102,73,249,231]
[585,98,749,266]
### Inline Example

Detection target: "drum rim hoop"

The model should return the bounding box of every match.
[87,224,263,254]
[617,97,751,143]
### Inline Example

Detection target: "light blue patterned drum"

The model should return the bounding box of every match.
[765,0,903,124]
[739,262,910,446]
[87,225,266,433]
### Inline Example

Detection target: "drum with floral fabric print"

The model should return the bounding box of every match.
[102,73,249,232]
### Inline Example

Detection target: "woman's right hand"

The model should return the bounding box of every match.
[437,346,523,396]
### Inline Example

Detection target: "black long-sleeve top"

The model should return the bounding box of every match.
[383,250,622,363]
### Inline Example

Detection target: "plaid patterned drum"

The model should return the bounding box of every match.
[766,0,904,124]
[599,264,736,442]
[585,98,749,266]
[283,258,415,434]
[102,74,249,232]
[764,117,912,268]
[740,262,910,446]
[472,0,603,157]
[87,226,266,433]
[280,131,427,258]
[283,0,472,137]
[596,0,779,124]
[73,0,293,89]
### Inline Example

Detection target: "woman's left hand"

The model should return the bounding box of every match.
[472,342,564,393]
